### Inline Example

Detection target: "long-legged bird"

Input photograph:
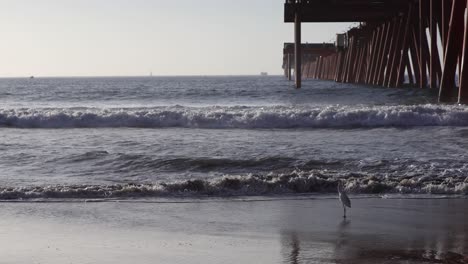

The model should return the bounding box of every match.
[338,181,351,218]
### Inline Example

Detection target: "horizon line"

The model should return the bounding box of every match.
[0,74,283,79]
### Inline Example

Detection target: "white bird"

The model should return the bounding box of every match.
[338,181,351,218]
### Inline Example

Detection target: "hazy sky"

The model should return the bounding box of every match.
[0,0,353,77]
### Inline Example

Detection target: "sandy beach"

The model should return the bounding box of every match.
[0,196,465,264]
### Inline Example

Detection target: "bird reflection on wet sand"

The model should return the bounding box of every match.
[335,219,351,251]
[280,199,467,264]
[282,232,300,264]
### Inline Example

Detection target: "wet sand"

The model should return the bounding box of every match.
[0,197,466,264]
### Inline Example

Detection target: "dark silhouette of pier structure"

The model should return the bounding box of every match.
[282,43,336,81]
[285,0,468,104]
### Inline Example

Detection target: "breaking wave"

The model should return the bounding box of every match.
[0,171,466,200]
[1,104,468,129]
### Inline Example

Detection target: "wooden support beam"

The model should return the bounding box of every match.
[430,0,437,88]
[359,44,368,83]
[419,0,428,88]
[350,39,358,82]
[285,1,411,23]
[334,53,340,81]
[440,0,466,102]
[331,54,337,80]
[314,58,319,79]
[383,18,400,86]
[395,3,414,88]
[287,54,292,81]
[376,21,393,85]
[307,58,314,79]
[323,57,330,80]
[355,41,364,83]
[324,57,329,79]
[363,44,370,83]
[364,31,372,83]
[430,0,442,89]
[320,57,325,79]
[365,29,378,84]
[459,55,462,87]
[407,56,415,85]
[409,32,421,87]
[312,57,316,79]
[325,57,330,79]
[335,51,344,81]
[311,62,316,79]
[346,36,357,82]
[364,42,371,83]
[435,0,443,48]
[294,11,301,88]
[303,58,309,79]
[342,45,349,82]
[420,21,432,87]
[314,57,321,79]
[340,48,350,82]
[345,46,352,82]
[324,57,328,79]
[371,24,386,84]
[318,56,324,79]
[442,0,452,50]
[460,0,468,104]
[410,22,422,87]
[331,55,335,80]
[322,57,326,79]
[308,57,313,79]
[385,14,408,87]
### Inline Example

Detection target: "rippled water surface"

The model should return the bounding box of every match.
[0,76,466,199]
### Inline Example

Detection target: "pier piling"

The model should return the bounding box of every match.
[294,11,302,88]
[283,0,468,104]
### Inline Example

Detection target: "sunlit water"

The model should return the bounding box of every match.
[0,76,467,199]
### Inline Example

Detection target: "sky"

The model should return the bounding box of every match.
[0,0,353,77]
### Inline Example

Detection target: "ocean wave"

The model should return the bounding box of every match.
[0,171,466,200]
[109,156,298,172]
[1,104,468,129]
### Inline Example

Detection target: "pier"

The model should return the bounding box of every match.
[285,0,468,104]
[282,43,335,81]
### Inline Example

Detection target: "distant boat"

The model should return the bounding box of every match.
[261,72,268,76]
[29,76,35,79]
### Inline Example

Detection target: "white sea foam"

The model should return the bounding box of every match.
[0,171,466,200]
[1,104,468,129]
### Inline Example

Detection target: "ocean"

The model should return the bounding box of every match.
[0,76,467,200]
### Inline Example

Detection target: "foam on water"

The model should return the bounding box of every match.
[1,104,468,129]
[0,77,466,200]
[0,171,466,200]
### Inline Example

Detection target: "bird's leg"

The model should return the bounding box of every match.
[343,204,346,219]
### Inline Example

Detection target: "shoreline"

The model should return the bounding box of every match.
[0,193,465,205]
[0,197,466,263]
[0,193,466,203]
